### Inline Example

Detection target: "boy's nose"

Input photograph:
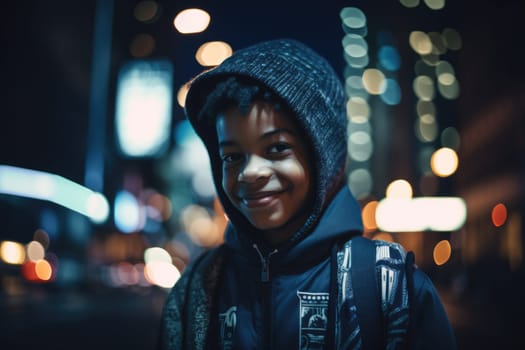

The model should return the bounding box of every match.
[237,155,272,182]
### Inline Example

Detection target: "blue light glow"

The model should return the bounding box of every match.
[0,165,109,223]
[114,190,142,233]
[380,79,402,105]
[378,45,401,71]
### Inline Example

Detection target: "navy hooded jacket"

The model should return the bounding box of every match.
[159,186,457,349]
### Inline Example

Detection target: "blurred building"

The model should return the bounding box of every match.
[1,1,524,349]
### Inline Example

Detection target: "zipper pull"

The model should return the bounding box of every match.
[253,244,278,282]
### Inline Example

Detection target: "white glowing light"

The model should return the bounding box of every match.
[431,147,459,177]
[115,60,173,157]
[144,261,181,288]
[86,192,110,224]
[173,8,210,34]
[376,197,467,232]
[0,241,26,265]
[144,247,172,264]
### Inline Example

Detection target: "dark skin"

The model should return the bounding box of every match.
[216,101,313,246]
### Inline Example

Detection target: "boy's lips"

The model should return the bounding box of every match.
[239,191,284,208]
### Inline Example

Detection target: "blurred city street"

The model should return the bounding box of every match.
[1,271,523,349]
[1,285,166,349]
[2,0,524,349]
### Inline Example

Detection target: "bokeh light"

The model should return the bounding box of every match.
[399,0,420,8]
[86,192,110,224]
[362,200,379,231]
[376,197,466,232]
[440,127,460,150]
[340,7,367,30]
[27,240,45,261]
[438,76,460,99]
[492,203,508,227]
[177,82,190,108]
[346,97,370,123]
[129,33,155,58]
[133,1,159,23]
[144,246,172,264]
[173,8,210,34]
[442,28,462,50]
[35,259,53,281]
[144,261,180,288]
[362,68,386,95]
[348,131,373,161]
[114,190,143,233]
[0,241,26,264]
[433,240,452,266]
[431,147,458,177]
[146,192,172,221]
[378,45,401,71]
[415,114,438,142]
[416,99,436,117]
[380,79,402,105]
[413,75,435,101]
[343,34,368,58]
[428,32,447,55]
[409,31,432,55]
[348,168,373,199]
[33,229,50,250]
[424,0,446,10]
[195,41,233,67]
[386,179,413,199]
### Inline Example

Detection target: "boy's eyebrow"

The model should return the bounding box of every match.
[218,128,297,148]
[261,128,296,139]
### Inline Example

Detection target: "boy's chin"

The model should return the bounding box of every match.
[248,218,286,232]
[246,215,303,245]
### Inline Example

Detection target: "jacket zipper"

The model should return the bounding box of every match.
[253,244,278,282]
[253,244,278,349]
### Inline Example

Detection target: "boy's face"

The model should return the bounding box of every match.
[216,101,312,245]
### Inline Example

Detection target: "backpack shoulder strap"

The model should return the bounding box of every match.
[350,236,384,350]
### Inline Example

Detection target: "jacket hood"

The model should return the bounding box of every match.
[184,38,351,247]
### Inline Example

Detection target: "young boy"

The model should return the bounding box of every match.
[159,39,456,349]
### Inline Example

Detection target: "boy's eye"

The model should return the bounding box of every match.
[221,153,243,164]
[267,143,291,154]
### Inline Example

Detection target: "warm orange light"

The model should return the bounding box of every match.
[177,83,190,108]
[433,240,451,266]
[491,203,508,227]
[35,259,53,281]
[22,259,53,282]
[362,200,378,231]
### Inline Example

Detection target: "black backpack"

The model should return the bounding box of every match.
[350,236,415,350]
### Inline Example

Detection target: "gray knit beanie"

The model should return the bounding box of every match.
[185,38,349,245]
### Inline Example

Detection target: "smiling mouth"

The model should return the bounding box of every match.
[240,191,283,208]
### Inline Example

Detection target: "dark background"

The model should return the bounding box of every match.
[1,1,524,349]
